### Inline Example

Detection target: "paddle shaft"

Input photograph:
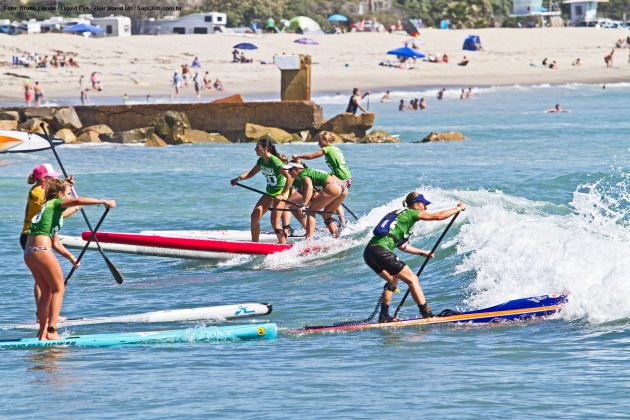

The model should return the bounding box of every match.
[234,182,302,206]
[65,207,110,285]
[40,124,123,284]
[393,212,460,318]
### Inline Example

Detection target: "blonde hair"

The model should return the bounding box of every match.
[317,131,335,145]
[44,179,71,201]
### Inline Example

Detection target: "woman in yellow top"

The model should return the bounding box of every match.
[20,164,78,316]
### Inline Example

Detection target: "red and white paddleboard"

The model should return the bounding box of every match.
[82,231,293,255]
[0,130,63,153]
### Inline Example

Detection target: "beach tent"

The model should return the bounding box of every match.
[289,16,323,35]
[463,35,482,51]
[62,23,104,34]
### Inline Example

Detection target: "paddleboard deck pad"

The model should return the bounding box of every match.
[293,294,567,334]
[0,323,277,349]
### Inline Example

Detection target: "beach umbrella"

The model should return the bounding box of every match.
[386,46,425,58]
[62,23,104,33]
[233,42,258,50]
[294,37,318,45]
[327,14,348,22]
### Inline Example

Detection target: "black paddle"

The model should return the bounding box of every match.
[234,182,303,206]
[65,207,110,285]
[40,124,123,285]
[393,212,460,318]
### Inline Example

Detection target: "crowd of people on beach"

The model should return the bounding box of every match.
[12,51,79,69]
[172,57,224,98]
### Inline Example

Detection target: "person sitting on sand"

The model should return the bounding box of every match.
[458,56,469,66]
[214,78,224,91]
[232,49,240,63]
[203,72,213,90]
[442,54,449,63]
[191,56,201,68]
[546,104,570,113]
[542,58,548,66]
[572,58,581,66]
[67,57,79,67]
[549,60,557,69]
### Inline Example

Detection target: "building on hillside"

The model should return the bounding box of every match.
[142,12,226,35]
[563,0,609,24]
[91,16,132,36]
[511,0,563,26]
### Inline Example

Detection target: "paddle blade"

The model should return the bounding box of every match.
[103,254,124,284]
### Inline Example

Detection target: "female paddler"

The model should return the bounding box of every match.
[230,138,293,244]
[21,163,78,317]
[364,192,465,323]
[292,131,351,225]
[283,161,347,238]
[24,178,116,340]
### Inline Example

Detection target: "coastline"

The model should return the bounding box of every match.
[1,28,629,106]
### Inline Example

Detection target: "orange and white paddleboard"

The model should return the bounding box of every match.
[0,130,63,153]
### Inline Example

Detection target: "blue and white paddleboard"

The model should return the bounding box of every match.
[0,322,277,349]
[294,294,567,334]
[0,130,63,153]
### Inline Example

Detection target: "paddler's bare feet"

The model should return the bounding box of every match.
[43,331,60,340]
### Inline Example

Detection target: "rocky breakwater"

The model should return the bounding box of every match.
[0,102,399,146]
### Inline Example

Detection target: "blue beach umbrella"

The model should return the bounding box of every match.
[294,37,319,45]
[233,42,258,50]
[328,14,348,22]
[62,23,104,33]
[386,46,425,58]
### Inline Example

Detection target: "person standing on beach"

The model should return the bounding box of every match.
[24,81,33,106]
[33,82,44,107]
[24,178,115,340]
[193,72,201,98]
[346,88,369,114]
[173,72,182,95]
[605,50,614,68]
[80,89,87,105]
[90,72,97,89]
[230,138,294,244]
[79,75,84,89]
[363,192,465,323]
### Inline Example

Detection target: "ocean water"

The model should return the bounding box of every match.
[1,84,629,418]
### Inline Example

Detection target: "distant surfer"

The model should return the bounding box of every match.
[546,104,570,113]
[363,192,466,323]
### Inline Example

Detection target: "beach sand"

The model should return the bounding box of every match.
[1,28,629,103]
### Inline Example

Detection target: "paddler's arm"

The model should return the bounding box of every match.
[62,197,116,209]
[301,178,314,207]
[292,149,324,160]
[52,233,79,268]
[231,164,260,185]
[397,241,433,258]
[417,202,466,221]
[278,167,293,199]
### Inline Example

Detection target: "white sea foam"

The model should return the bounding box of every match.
[454,172,630,324]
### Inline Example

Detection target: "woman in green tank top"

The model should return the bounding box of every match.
[284,161,348,239]
[230,138,294,244]
[292,131,352,225]
[24,178,116,341]
[363,192,466,323]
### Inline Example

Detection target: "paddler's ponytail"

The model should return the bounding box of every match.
[257,138,282,159]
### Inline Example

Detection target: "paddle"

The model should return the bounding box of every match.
[40,124,123,285]
[65,207,110,285]
[392,212,460,318]
[269,206,334,215]
[234,181,303,207]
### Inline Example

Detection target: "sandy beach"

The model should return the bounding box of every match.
[1,28,629,103]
